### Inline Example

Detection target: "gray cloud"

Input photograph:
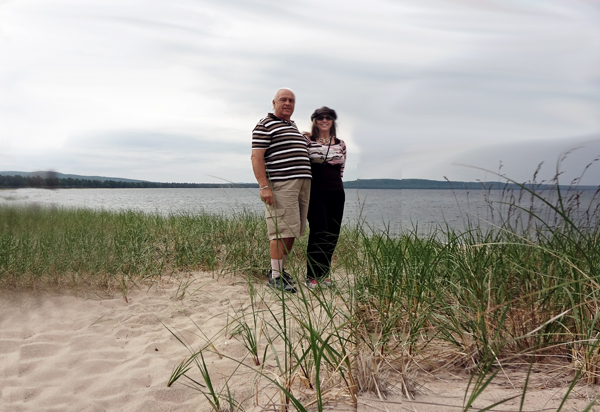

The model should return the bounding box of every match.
[450,135,600,185]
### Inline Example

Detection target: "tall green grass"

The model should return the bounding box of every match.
[0,206,268,295]
[163,180,599,410]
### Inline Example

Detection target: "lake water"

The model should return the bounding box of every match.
[1,187,598,234]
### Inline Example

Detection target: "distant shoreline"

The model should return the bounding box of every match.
[1,172,598,190]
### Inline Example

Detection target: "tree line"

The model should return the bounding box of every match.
[0,175,258,189]
[2,174,595,191]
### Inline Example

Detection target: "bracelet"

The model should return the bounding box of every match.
[260,185,269,190]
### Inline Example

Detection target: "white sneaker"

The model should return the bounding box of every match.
[306,279,318,290]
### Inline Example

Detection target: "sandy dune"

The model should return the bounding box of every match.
[1,272,598,411]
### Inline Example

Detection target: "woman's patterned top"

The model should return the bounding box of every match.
[307,137,346,191]
[307,138,346,178]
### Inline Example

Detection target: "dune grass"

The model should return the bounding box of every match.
[1,178,600,410]
[0,206,269,294]
[165,180,599,411]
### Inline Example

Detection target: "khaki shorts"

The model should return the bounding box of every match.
[265,178,311,240]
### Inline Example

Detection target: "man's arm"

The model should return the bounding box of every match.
[251,149,274,206]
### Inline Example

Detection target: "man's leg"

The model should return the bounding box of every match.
[270,237,295,278]
[264,179,306,292]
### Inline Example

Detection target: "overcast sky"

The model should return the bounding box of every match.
[1,0,600,185]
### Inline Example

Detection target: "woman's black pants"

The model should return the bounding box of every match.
[306,189,345,280]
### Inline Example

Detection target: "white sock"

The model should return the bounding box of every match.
[271,259,284,278]
[282,254,287,269]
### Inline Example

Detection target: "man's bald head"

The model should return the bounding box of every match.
[273,88,294,102]
[272,88,295,121]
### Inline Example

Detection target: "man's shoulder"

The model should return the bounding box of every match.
[254,114,279,128]
[255,114,272,123]
[256,112,278,121]
[254,114,300,131]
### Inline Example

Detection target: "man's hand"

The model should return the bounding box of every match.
[261,187,274,206]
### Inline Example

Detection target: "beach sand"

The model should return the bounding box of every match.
[1,271,598,411]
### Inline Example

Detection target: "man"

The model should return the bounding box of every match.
[251,88,311,292]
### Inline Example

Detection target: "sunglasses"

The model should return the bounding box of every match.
[316,115,333,121]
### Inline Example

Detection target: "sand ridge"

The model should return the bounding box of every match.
[0,272,251,411]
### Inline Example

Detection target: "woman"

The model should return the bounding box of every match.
[305,106,347,289]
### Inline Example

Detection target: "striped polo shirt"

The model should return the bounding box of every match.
[252,113,312,181]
